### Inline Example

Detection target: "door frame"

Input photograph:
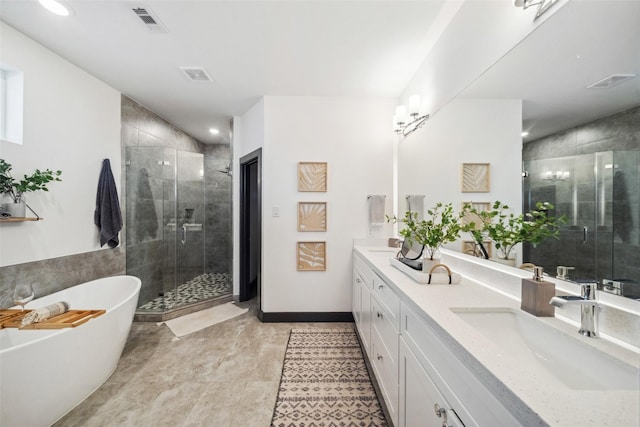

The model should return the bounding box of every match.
[239,148,262,311]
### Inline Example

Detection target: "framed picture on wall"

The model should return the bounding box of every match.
[297,241,326,271]
[298,202,327,232]
[298,162,328,192]
[461,163,490,192]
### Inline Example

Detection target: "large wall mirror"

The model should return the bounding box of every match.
[398,1,640,301]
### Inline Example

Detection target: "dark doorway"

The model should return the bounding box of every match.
[239,148,261,310]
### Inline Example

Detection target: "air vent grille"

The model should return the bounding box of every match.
[179,67,214,82]
[131,7,167,33]
[586,74,636,89]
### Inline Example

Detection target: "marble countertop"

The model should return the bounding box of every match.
[354,245,640,427]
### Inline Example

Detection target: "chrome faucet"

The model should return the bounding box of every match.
[549,281,599,338]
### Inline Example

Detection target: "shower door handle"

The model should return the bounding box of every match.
[181,225,187,245]
[583,226,588,244]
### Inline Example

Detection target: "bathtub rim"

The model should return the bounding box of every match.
[0,275,141,354]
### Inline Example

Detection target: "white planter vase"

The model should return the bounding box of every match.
[3,201,26,218]
[494,256,517,267]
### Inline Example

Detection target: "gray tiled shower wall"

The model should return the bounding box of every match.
[523,105,640,287]
[0,249,125,309]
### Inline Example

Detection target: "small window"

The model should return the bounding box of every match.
[0,64,24,145]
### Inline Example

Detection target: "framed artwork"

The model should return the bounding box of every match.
[462,240,493,259]
[461,163,490,192]
[298,202,327,232]
[297,241,326,271]
[461,201,491,230]
[298,162,327,192]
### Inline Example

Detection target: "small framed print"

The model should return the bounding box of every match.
[461,163,490,193]
[298,202,327,232]
[297,241,326,271]
[462,240,492,259]
[298,162,327,192]
[461,201,491,230]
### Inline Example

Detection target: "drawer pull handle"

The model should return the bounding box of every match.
[377,354,383,361]
[356,278,362,283]
[434,404,446,418]
[377,312,383,319]
[378,284,384,290]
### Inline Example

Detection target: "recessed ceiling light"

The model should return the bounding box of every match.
[209,128,220,135]
[39,0,70,16]
[521,131,529,137]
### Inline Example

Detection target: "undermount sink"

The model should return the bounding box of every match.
[450,307,640,391]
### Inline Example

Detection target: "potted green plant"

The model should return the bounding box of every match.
[0,158,62,218]
[387,202,464,270]
[463,201,565,265]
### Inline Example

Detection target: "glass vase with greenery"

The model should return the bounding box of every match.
[387,202,464,261]
[0,158,62,205]
[463,201,565,261]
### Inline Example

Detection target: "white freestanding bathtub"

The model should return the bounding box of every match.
[0,275,141,427]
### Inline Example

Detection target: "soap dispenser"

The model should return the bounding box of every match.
[521,266,555,317]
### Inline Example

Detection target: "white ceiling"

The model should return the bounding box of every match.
[1,1,639,145]
[0,0,447,144]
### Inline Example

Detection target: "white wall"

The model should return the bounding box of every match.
[237,96,396,313]
[398,98,522,259]
[0,23,121,266]
[232,98,265,296]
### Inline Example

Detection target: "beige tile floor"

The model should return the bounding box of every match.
[54,301,354,427]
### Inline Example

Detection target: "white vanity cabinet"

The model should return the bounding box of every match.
[353,254,373,354]
[399,338,464,427]
[352,250,522,427]
[370,271,400,426]
[400,303,521,427]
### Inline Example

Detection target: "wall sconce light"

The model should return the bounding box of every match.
[393,94,429,137]
[542,170,570,181]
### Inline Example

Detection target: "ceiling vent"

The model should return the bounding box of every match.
[179,66,214,83]
[586,74,636,89]
[131,6,167,33]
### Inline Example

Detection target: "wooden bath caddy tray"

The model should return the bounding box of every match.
[0,309,106,329]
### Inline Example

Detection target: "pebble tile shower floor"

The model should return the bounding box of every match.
[54,302,355,427]
[138,272,232,311]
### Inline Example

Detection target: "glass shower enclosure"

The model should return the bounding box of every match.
[523,151,639,300]
[126,146,232,317]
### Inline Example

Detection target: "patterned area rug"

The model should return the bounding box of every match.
[271,329,388,427]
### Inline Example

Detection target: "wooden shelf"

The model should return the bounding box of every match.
[0,217,43,222]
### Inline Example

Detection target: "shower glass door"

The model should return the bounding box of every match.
[171,150,205,307]
[523,152,616,283]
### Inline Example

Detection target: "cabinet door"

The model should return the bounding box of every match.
[399,338,464,427]
[359,283,371,353]
[352,268,362,323]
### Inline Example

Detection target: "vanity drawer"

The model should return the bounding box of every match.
[371,295,399,366]
[371,271,400,328]
[370,323,399,426]
[354,253,374,289]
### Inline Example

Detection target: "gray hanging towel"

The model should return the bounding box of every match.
[95,159,123,248]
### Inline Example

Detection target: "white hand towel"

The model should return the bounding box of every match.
[21,301,70,327]
[406,195,425,221]
[368,195,386,225]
